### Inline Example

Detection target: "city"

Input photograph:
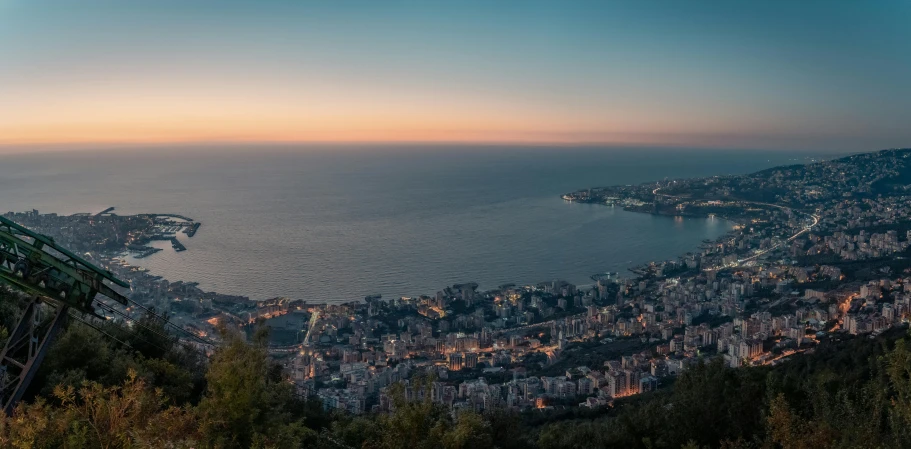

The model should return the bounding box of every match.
[3,1,910,446]
[7,148,911,418]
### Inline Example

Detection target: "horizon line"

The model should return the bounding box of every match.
[0,138,885,156]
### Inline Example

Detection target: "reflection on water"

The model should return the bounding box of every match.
[0,146,816,302]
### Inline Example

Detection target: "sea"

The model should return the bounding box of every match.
[0,145,840,303]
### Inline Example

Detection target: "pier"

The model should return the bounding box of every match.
[134,247,163,259]
[170,238,187,252]
[184,222,201,237]
[148,213,195,221]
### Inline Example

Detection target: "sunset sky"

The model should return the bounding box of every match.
[1,0,909,151]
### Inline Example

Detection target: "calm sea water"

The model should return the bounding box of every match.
[0,145,836,303]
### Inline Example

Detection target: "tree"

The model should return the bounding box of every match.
[32,315,206,407]
[196,328,313,448]
[376,386,450,449]
[766,393,835,449]
[442,411,492,449]
[0,369,198,448]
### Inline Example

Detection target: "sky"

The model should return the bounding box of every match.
[1,0,909,151]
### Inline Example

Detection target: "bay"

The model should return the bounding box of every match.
[0,145,834,303]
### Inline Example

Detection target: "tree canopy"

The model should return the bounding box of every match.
[4,291,911,449]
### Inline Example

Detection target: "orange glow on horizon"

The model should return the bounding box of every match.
[0,112,731,148]
[0,77,807,150]
[0,123,802,150]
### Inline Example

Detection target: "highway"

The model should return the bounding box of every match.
[652,186,820,270]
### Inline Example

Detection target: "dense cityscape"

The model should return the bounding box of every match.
[6,147,911,418]
[3,0,910,445]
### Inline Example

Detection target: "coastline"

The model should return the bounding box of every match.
[0,147,818,306]
[117,204,729,306]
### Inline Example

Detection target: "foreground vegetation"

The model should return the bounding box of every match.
[4,287,911,448]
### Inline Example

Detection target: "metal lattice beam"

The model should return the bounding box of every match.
[0,299,68,415]
[0,217,129,314]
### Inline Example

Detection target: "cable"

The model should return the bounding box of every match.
[97,302,169,337]
[68,313,138,352]
[73,311,173,355]
[92,305,176,355]
[124,298,215,346]
[95,302,177,345]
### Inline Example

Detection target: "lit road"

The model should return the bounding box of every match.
[502,312,589,334]
[652,186,820,271]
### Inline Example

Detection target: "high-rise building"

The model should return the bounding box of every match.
[448,352,464,371]
[606,371,627,398]
[464,352,479,369]
[639,375,659,394]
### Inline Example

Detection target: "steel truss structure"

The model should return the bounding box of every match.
[0,216,129,414]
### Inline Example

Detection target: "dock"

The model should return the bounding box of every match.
[95,207,116,216]
[134,248,163,259]
[170,238,187,252]
[184,222,201,237]
[149,213,195,221]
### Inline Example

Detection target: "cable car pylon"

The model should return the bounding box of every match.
[0,216,130,414]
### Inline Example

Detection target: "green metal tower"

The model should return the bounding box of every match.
[0,216,130,414]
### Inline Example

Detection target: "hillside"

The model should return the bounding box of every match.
[4,282,911,448]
